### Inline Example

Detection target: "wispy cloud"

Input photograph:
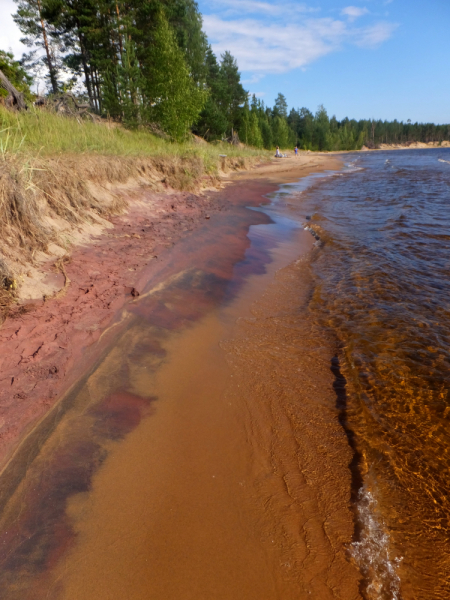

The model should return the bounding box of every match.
[355,21,396,47]
[206,0,320,17]
[242,74,264,84]
[341,6,369,21]
[203,12,397,75]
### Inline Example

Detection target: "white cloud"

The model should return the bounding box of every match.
[242,74,264,84]
[204,14,397,75]
[341,6,369,21]
[355,21,396,47]
[207,0,319,17]
[0,0,27,59]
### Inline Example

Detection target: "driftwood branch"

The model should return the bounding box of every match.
[0,69,28,111]
[222,130,240,146]
[37,92,100,122]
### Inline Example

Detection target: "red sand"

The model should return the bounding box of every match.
[0,179,280,475]
[0,154,342,479]
[0,187,228,472]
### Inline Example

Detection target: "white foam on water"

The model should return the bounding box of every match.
[351,485,402,600]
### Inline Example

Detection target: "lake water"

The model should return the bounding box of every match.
[1,150,449,599]
[281,149,450,600]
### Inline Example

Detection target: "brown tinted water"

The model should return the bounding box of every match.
[295,150,450,600]
[0,181,361,599]
[8,148,447,599]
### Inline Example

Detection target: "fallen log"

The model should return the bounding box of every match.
[0,68,27,110]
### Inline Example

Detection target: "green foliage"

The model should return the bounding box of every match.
[259,116,273,150]
[272,116,290,148]
[196,48,247,140]
[144,12,207,140]
[286,105,450,151]
[112,39,144,129]
[13,0,61,93]
[131,0,208,84]
[160,0,208,83]
[0,50,33,101]
[273,92,288,118]
[314,104,330,151]
[242,101,263,148]
[217,51,247,133]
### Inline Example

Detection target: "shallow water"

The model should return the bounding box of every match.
[286,149,450,599]
[0,180,362,599]
[3,151,447,599]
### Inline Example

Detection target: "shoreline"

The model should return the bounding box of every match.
[0,153,341,481]
[327,142,450,155]
[0,153,364,599]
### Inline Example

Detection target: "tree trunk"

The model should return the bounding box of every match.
[115,2,124,63]
[0,69,27,110]
[93,69,102,113]
[78,32,94,108]
[37,0,58,94]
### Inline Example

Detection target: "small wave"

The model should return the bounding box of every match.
[344,165,364,173]
[351,485,402,600]
[438,158,450,164]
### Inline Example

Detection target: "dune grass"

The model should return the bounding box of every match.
[0,106,267,166]
[0,106,269,317]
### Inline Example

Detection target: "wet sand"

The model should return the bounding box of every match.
[0,154,341,476]
[0,154,362,599]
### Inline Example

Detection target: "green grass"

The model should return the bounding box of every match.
[0,106,268,166]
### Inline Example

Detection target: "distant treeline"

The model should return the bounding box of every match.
[287,106,450,151]
[4,0,450,147]
[238,96,450,151]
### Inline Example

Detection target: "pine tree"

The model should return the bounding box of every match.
[314,104,330,151]
[195,48,246,139]
[217,51,247,135]
[259,116,273,149]
[143,11,206,140]
[42,0,116,110]
[272,115,290,148]
[195,46,227,138]
[102,38,144,127]
[13,0,61,93]
[273,92,288,119]
[160,0,208,83]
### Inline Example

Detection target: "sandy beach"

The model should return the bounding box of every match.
[0,153,341,475]
[0,152,363,599]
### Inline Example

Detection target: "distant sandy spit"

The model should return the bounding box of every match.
[360,141,450,151]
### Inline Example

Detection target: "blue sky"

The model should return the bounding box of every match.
[1,0,449,123]
[197,0,450,123]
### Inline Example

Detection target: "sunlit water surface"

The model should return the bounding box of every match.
[281,149,450,600]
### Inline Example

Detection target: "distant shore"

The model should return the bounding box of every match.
[360,141,450,151]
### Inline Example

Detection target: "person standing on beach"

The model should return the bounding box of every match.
[294,146,298,157]
[275,146,281,157]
